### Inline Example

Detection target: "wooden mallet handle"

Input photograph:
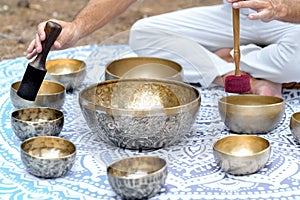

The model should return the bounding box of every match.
[232,7,241,76]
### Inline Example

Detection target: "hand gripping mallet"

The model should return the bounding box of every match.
[17,21,62,101]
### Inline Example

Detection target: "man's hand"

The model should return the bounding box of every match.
[26,19,79,59]
[227,0,290,22]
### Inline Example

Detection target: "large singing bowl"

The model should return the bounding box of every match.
[79,79,200,150]
[218,95,285,133]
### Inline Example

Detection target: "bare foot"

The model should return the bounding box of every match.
[214,48,234,63]
[250,78,282,98]
[213,72,282,98]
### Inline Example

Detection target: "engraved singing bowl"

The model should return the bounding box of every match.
[10,80,65,109]
[218,95,285,133]
[107,156,167,199]
[11,107,64,141]
[20,136,76,178]
[46,58,86,92]
[105,57,183,81]
[213,135,271,175]
[78,78,200,150]
[290,112,300,143]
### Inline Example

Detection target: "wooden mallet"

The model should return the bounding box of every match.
[17,21,62,101]
[224,7,250,93]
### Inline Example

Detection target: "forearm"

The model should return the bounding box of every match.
[73,0,136,40]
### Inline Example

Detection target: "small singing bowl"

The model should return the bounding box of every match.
[218,95,284,133]
[290,112,300,143]
[213,135,271,175]
[107,156,167,200]
[105,56,183,81]
[11,107,64,141]
[46,58,86,92]
[20,136,76,178]
[10,80,65,109]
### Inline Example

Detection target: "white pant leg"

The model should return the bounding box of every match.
[130,3,300,86]
[238,17,300,83]
[129,4,235,87]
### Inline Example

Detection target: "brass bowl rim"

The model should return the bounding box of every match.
[218,95,284,107]
[105,56,182,79]
[106,155,167,180]
[46,58,87,75]
[11,80,66,96]
[20,136,76,160]
[79,78,200,113]
[213,135,271,157]
[11,107,64,122]
[291,112,300,123]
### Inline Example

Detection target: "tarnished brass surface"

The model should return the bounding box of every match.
[107,156,167,199]
[11,107,64,140]
[213,135,271,175]
[105,57,182,81]
[46,58,86,91]
[290,112,300,143]
[218,95,285,133]
[11,80,65,109]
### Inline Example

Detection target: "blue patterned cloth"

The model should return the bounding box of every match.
[1,44,300,200]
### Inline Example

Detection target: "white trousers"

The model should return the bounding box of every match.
[129,2,300,87]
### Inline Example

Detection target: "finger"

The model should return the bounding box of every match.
[26,48,37,59]
[53,41,62,50]
[35,33,43,53]
[232,1,258,9]
[26,39,35,53]
[37,21,47,41]
[249,10,273,22]
[248,13,262,20]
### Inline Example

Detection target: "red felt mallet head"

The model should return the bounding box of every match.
[224,7,251,94]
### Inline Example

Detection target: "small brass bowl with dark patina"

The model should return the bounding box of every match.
[218,95,284,133]
[107,156,167,199]
[79,78,200,150]
[213,135,271,175]
[11,107,64,141]
[105,56,183,81]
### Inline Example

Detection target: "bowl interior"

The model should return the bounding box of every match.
[21,136,76,159]
[12,81,65,95]
[105,57,182,80]
[80,79,199,111]
[107,156,166,178]
[46,59,86,75]
[12,107,63,122]
[213,135,270,157]
[219,95,283,107]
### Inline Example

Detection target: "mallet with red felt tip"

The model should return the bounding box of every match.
[224,7,251,93]
[17,21,62,101]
